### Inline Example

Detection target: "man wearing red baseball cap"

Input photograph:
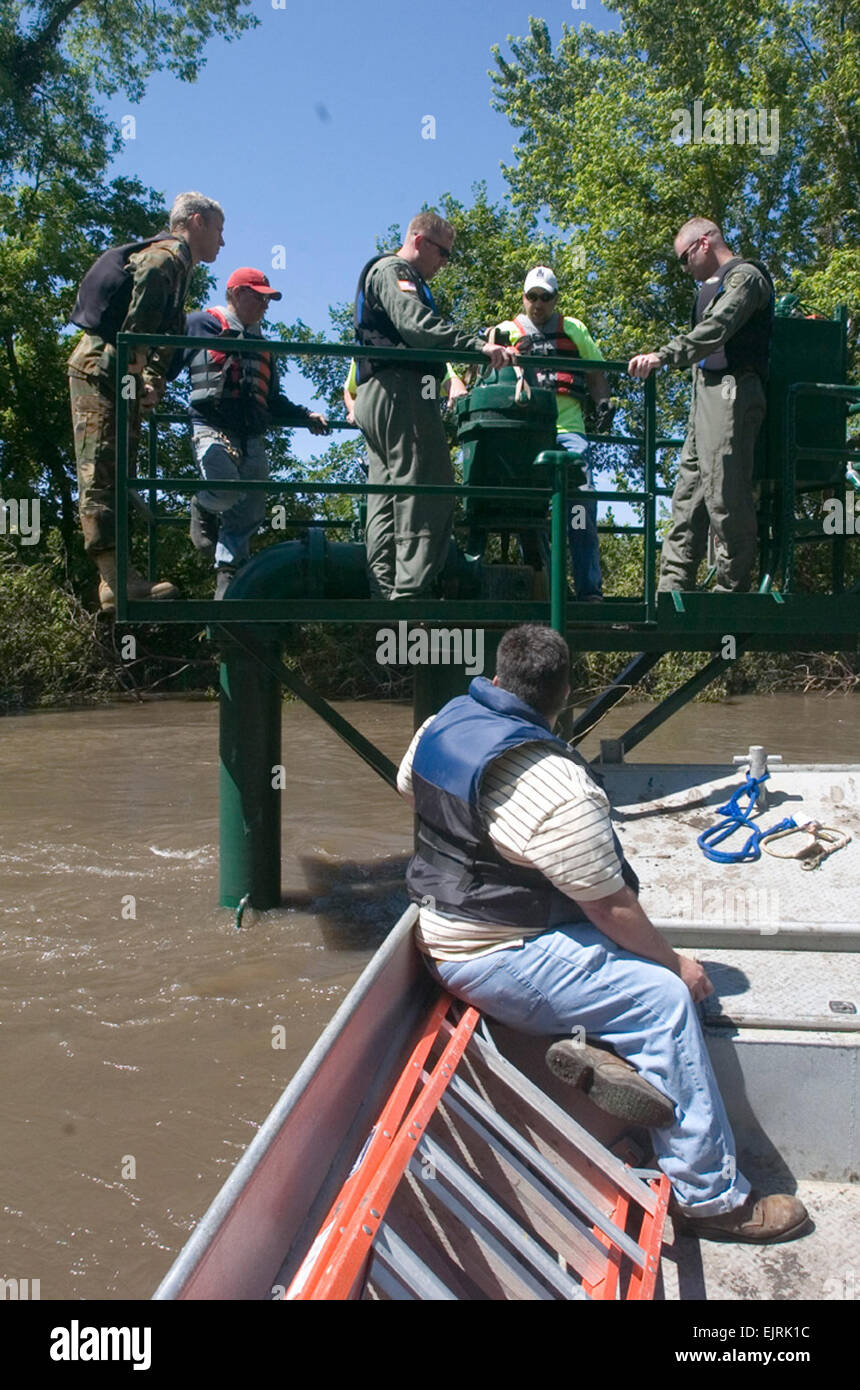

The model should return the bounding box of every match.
[183,266,329,596]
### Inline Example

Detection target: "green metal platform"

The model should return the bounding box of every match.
[109,326,859,906]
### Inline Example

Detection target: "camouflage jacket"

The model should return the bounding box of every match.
[68,235,193,400]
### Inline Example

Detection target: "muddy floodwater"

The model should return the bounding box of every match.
[1,693,858,1299]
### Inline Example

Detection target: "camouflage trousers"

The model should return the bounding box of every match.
[69,370,141,553]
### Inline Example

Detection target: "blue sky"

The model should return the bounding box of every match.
[106,2,618,342]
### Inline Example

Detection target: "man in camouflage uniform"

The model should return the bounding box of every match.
[353,211,513,599]
[68,191,225,611]
[629,219,774,593]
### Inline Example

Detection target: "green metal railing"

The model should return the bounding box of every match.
[114,333,860,638]
[114,332,663,633]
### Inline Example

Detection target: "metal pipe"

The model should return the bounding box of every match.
[654,918,860,954]
[218,634,282,909]
[546,452,567,637]
[643,373,657,623]
[219,627,397,790]
[115,338,129,622]
[705,1013,860,1034]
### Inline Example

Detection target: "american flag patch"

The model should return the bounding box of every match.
[397,279,417,291]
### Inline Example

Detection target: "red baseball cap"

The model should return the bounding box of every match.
[226,267,283,300]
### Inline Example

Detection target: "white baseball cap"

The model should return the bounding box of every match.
[523,266,558,295]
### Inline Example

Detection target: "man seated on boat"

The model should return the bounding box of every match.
[396,623,810,1245]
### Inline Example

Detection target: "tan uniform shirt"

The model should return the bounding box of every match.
[655,263,772,371]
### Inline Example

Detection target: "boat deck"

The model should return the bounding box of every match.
[662,1177,858,1301]
[600,764,859,1299]
[155,761,858,1302]
[603,761,858,947]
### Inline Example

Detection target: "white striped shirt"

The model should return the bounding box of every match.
[397,717,624,961]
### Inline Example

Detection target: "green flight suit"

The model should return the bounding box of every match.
[68,236,193,553]
[656,262,772,593]
[353,255,482,599]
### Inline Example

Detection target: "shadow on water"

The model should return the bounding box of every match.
[283,852,412,952]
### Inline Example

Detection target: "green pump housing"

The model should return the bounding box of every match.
[455,366,558,558]
[760,315,848,487]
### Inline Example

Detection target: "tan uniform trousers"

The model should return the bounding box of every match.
[658,367,766,593]
[354,368,454,599]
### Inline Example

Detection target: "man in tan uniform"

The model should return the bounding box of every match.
[68,191,224,611]
[353,211,513,598]
[629,219,774,593]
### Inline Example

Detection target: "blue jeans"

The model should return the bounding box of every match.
[433,922,751,1215]
[191,424,268,568]
[558,431,602,599]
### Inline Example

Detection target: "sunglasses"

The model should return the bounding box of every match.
[425,238,452,261]
[526,290,555,303]
[678,235,707,267]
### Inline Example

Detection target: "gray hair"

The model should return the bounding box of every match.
[169,192,224,230]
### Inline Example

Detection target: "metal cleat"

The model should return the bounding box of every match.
[733,745,782,810]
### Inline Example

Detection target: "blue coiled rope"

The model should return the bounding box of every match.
[697,772,797,864]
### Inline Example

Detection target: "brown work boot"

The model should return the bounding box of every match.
[672,1191,811,1244]
[94,551,179,612]
[546,1038,675,1128]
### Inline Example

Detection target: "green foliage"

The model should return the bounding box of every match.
[0,536,115,709]
[490,3,860,440]
[266,311,369,530]
[0,0,256,181]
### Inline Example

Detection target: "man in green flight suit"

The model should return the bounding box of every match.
[68,191,225,611]
[353,211,514,599]
[629,219,774,593]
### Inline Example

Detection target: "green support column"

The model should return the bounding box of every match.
[219,634,283,909]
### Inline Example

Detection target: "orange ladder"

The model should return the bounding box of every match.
[286,993,670,1301]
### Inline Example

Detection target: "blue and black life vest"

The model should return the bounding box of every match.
[70,232,184,344]
[692,257,774,377]
[353,253,439,386]
[406,677,638,931]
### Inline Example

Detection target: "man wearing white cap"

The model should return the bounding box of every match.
[184,267,329,596]
[495,267,613,600]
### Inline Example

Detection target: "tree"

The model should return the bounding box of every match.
[0,0,257,572]
[0,0,256,181]
[490,2,860,448]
